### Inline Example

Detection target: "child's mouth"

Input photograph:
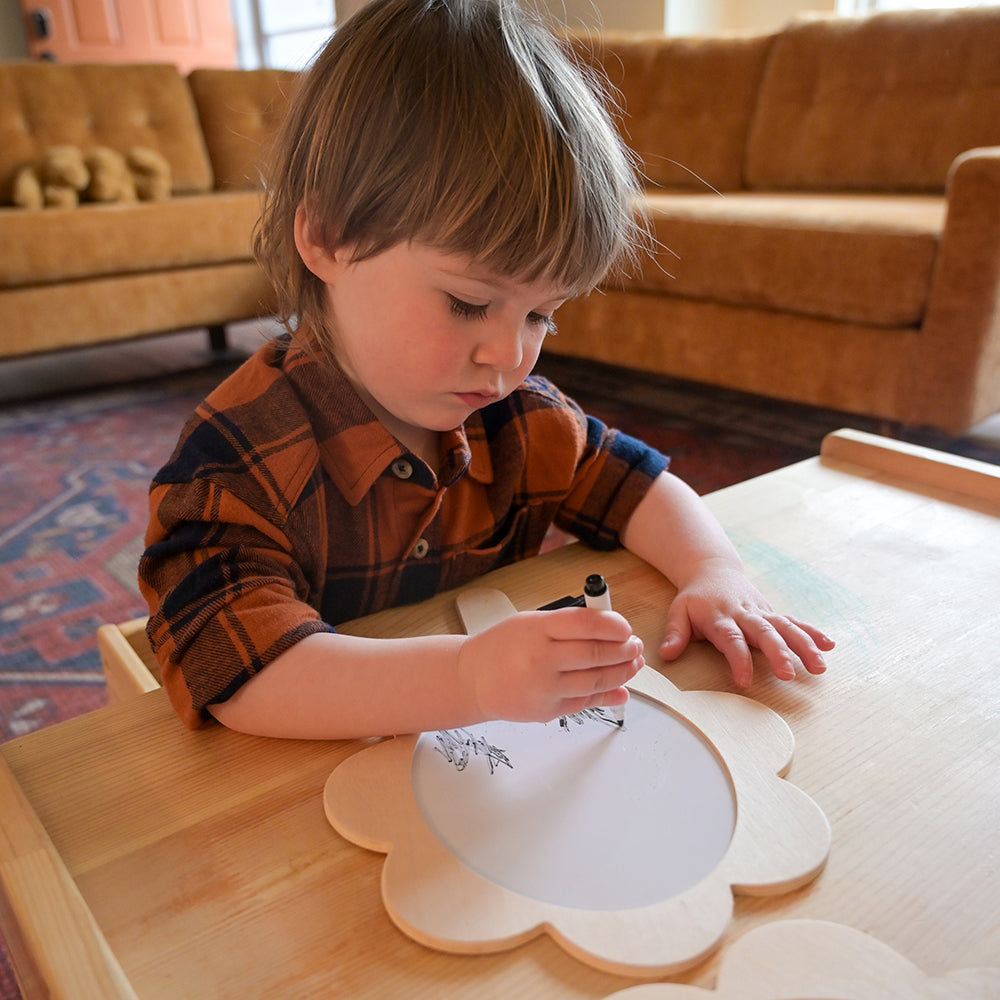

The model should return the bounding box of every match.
[455,391,501,409]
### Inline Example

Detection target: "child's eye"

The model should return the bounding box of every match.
[448,295,557,336]
[528,312,558,336]
[448,295,489,321]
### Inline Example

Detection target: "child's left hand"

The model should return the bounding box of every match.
[657,558,835,688]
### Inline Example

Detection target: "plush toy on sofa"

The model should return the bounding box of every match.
[85,146,137,203]
[12,145,90,209]
[12,144,172,209]
[126,147,172,201]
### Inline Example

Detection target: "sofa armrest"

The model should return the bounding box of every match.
[909,146,1000,431]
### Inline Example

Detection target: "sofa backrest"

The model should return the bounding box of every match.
[746,7,1000,192]
[187,68,301,190]
[569,31,775,193]
[0,62,214,205]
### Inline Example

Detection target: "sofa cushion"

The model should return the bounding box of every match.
[188,68,300,190]
[0,191,262,287]
[569,31,774,192]
[0,62,213,205]
[0,262,276,359]
[746,8,1000,192]
[634,192,944,327]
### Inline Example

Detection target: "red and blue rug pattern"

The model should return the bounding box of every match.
[0,373,223,741]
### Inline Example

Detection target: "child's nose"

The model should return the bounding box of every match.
[473,322,524,371]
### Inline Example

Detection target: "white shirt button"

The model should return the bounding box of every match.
[391,458,414,480]
[412,538,430,559]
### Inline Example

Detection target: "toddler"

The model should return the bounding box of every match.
[140,0,833,738]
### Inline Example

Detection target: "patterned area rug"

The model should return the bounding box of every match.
[0,370,233,742]
[1,342,997,999]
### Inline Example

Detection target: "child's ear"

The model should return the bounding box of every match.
[294,205,344,281]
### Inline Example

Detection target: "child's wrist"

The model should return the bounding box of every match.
[454,634,489,724]
[671,553,744,592]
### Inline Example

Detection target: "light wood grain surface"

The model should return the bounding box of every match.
[1,429,998,997]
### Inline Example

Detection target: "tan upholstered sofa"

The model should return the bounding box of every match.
[3,6,1000,435]
[0,62,297,361]
[556,7,1000,434]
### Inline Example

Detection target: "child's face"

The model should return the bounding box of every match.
[311,240,568,452]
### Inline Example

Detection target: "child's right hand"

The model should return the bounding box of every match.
[457,608,644,724]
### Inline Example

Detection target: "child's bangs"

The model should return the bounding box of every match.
[408,79,639,295]
[409,148,626,298]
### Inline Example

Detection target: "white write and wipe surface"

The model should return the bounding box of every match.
[411,695,736,911]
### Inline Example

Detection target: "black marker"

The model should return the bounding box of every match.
[584,575,626,729]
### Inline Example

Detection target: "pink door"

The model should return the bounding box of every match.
[19,0,237,72]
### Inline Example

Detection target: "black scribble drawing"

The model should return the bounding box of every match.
[558,707,618,731]
[434,729,513,774]
[434,709,619,775]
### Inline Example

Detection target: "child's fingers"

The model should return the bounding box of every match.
[531,607,644,704]
[766,615,831,675]
[790,616,837,654]
[745,617,799,681]
[658,600,694,661]
[550,632,643,674]
[733,613,833,683]
[701,619,756,688]
[527,607,642,676]
[535,606,633,641]
[555,647,644,700]
[658,587,835,686]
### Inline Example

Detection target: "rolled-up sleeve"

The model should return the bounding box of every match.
[557,415,669,548]
[140,475,333,729]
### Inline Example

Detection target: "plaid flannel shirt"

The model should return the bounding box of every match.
[140,335,667,727]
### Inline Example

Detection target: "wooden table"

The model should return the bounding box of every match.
[2,429,998,999]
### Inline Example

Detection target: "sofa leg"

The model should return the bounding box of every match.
[207,324,228,355]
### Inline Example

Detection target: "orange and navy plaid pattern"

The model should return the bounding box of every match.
[139,336,667,728]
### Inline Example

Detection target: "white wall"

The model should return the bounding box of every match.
[335,0,834,36]
[666,0,836,34]
[544,0,837,35]
[667,0,726,34]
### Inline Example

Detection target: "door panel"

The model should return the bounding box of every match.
[74,0,121,45]
[19,0,237,72]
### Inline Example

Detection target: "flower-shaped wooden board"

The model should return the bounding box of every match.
[323,588,831,976]
[604,919,1000,999]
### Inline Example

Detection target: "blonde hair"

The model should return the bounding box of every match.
[254,0,645,347]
